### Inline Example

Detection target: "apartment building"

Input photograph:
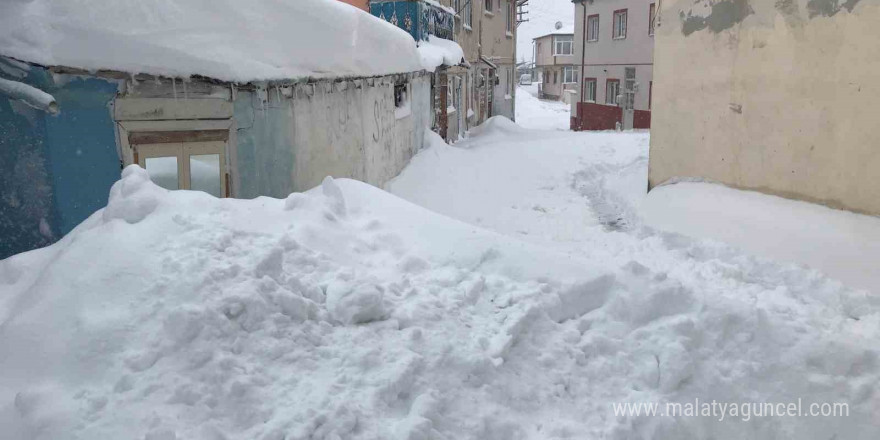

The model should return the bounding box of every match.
[444,0,518,140]
[372,0,518,142]
[532,26,578,102]
[571,0,656,131]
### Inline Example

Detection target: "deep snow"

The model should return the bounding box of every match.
[0,0,461,82]
[1,87,879,440]
[514,84,572,131]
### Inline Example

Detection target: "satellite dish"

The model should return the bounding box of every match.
[555,21,563,30]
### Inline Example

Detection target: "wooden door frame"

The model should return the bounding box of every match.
[116,119,235,197]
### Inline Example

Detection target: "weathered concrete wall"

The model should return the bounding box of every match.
[115,73,431,200]
[649,0,880,215]
[235,74,431,198]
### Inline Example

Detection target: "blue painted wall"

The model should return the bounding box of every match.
[370,1,454,41]
[0,59,119,259]
[44,78,121,234]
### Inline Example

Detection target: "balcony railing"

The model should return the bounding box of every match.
[370,1,455,42]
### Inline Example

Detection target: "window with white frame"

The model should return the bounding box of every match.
[587,15,599,42]
[485,0,492,13]
[649,3,656,36]
[553,35,573,55]
[447,77,454,111]
[583,78,597,102]
[606,79,620,105]
[506,0,513,33]
[464,0,472,28]
[135,138,227,198]
[563,66,579,84]
[613,9,627,39]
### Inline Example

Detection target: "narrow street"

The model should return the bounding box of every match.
[2,1,878,439]
[392,86,880,293]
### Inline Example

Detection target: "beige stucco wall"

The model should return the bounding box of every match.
[649,0,880,215]
[480,0,517,120]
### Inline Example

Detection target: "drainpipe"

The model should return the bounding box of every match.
[579,0,587,103]
[0,77,59,114]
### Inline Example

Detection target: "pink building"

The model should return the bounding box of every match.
[571,0,656,131]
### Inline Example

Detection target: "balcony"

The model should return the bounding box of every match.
[370,0,455,42]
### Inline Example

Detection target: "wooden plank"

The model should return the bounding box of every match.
[129,130,229,144]
[114,98,233,121]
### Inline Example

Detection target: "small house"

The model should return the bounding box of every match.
[0,0,463,259]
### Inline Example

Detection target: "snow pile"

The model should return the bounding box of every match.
[1,149,878,439]
[0,164,606,439]
[389,126,880,439]
[418,37,465,70]
[643,181,880,293]
[515,84,572,130]
[465,115,530,138]
[0,0,429,82]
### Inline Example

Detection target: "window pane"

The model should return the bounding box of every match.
[190,154,222,197]
[145,156,179,190]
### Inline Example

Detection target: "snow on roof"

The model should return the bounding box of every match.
[0,0,453,83]
[532,25,575,40]
[419,37,466,70]
[423,0,457,15]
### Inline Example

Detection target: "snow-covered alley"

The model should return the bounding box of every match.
[0,84,876,440]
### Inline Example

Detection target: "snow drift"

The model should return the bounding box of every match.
[0,0,458,82]
[1,161,878,439]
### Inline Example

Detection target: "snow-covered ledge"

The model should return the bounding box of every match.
[0,77,58,114]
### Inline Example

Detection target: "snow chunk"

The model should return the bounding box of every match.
[102,165,165,224]
[466,115,529,138]
[545,274,615,322]
[326,282,387,325]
